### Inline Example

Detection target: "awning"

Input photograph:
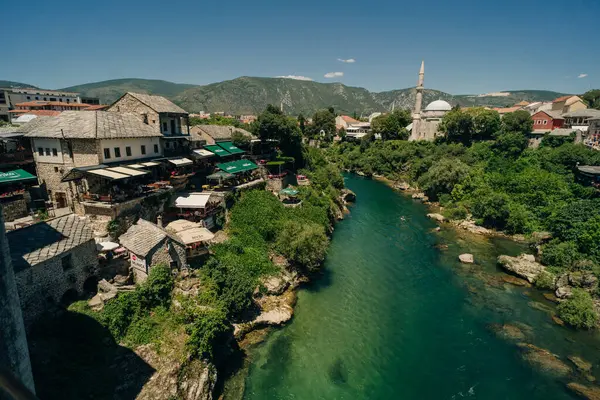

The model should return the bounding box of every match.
[87,169,130,180]
[280,187,299,196]
[141,161,160,167]
[204,145,231,157]
[0,169,36,184]
[165,219,201,234]
[106,166,149,177]
[168,158,193,167]
[176,227,215,245]
[128,164,145,169]
[193,149,215,158]
[237,160,258,172]
[175,193,212,209]
[96,241,120,252]
[61,165,108,182]
[217,141,244,155]
[217,161,243,174]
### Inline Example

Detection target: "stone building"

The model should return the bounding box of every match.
[21,111,164,210]
[0,207,35,394]
[119,219,187,282]
[187,124,254,146]
[409,61,452,141]
[551,95,588,114]
[107,92,190,157]
[7,214,98,327]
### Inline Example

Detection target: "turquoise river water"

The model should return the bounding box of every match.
[242,175,600,399]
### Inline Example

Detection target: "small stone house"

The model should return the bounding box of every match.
[187,125,254,146]
[118,219,187,282]
[7,214,98,326]
[107,92,190,157]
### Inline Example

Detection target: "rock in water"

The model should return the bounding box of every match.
[459,254,474,264]
[502,275,531,287]
[489,323,526,340]
[497,254,545,283]
[567,382,600,400]
[517,343,572,377]
[568,355,593,373]
[427,213,446,222]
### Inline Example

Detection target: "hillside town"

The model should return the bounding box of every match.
[1,63,600,400]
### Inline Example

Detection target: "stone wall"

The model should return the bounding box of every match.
[132,239,188,284]
[0,208,35,393]
[1,197,28,222]
[14,240,98,327]
[107,94,161,134]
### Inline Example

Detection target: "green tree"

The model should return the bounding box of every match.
[338,127,347,140]
[276,220,329,272]
[231,130,251,148]
[417,158,469,200]
[582,89,600,110]
[440,109,474,145]
[501,110,533,135]
[557,289,598,329]
[186,306,230,360]
[465,108,501,140]
[255,104,303,163]
[371,110,411,140]
[298,113,306,134]
[311,109,336,141]
[493,132,529,157]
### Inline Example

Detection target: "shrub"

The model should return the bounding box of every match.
[534,271,556,290]
[186,307,230,360]
[557,289,598,329]
[540,240,581,271]
[443,205,468,221]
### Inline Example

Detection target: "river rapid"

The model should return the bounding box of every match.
[242,175,600,399]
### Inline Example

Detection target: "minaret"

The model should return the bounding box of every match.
[410,61,424,141]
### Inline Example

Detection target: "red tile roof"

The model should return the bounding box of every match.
[340,115,360,123]
[552,95,572,103]
[492,106,521,114]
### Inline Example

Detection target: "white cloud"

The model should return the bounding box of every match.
[324,72,344,78]
[275,75,313,81]
[337,58,356,63]
[578,73,588,79]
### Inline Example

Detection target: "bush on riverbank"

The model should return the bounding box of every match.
[557,289,599,329]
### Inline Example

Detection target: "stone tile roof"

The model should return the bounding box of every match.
[126,92,188,114]
[8,214,94,272]
[119,219,183,257]
[188,125,255,142]
[563,109,600,118]
[20,111,163,139]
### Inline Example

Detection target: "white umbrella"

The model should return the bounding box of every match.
[97,241,120,252]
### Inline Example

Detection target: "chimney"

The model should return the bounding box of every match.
[157,215,163,228]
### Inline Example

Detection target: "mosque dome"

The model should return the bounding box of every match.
[424,100,452,112]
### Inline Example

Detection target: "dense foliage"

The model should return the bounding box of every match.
[327,111,600,277]
[557,289,599,329]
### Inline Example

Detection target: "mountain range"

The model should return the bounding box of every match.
[0,78,569,116]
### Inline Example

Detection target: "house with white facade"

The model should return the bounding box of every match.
[21,111,164,212]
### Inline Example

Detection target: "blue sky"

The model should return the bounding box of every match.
[2,0,598,94]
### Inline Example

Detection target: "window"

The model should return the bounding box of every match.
[61,254,73,271]
[543,120,547,124]
[114,147,121,158]
[104,148,111,159]
[154,144,159,153]
[165,142,170,149]
[50,98,56,101]
[43,97,47,101]
[52,148,58,156]
[45,148,50,156]
[38,147,43,156]
[27,96,31,100]
[141,145,146,155]
[162,122,168,132]
[54,167,59,172]
[35,97,39,100]
[125,146,132,156]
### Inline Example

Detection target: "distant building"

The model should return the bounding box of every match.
[187,125,254,145]
[586,118,600,150]
[531,110,564,132]
[107,92,190,157]
[524,101,552,115]
[562,109,600,133]
[492,106,523,116]
[335,115,360,130]
[0,87,92,123]
[551,95,587,114]
[7,214,98,326]
[409,61,452,141]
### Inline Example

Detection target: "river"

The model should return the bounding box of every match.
[242,175,600,399]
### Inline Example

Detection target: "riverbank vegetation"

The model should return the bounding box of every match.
[327,108,600,328]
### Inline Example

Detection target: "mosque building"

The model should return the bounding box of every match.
[407,61,452,141]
